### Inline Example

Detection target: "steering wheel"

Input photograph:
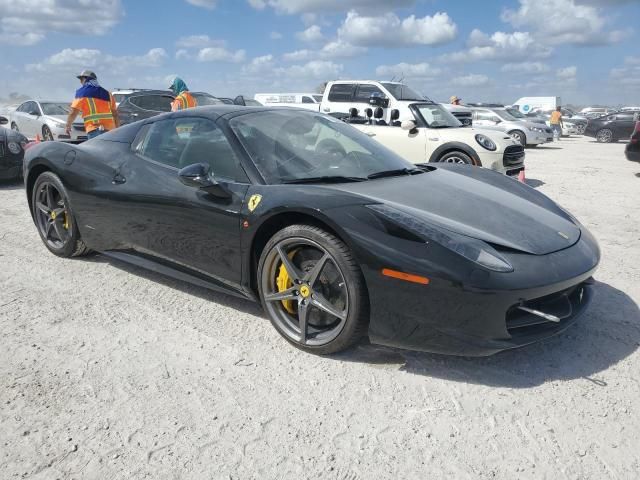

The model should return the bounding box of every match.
[315,138,348,169]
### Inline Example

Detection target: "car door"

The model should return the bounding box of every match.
[113,116,250,288]
[615,113,636,139]
[128,94,174,122]
[359,123,428,163]
[14,102,36,137]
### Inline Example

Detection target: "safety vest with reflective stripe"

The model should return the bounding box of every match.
[172,91,197,111]
[71,94,117,133]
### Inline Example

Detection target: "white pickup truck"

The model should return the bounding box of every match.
[319,80,473,127]
[254,93,323,112]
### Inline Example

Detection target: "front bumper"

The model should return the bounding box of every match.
[477,145,525,176]
[625,143,640,162]
[50,124,87,143]
[527,129,553,145]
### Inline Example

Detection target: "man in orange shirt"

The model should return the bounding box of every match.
[65,70,119,140]
[550,106,563,141]
[169,77,198,111]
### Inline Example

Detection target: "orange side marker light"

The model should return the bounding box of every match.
[381,268,430,285]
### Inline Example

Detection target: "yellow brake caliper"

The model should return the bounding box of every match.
[276,250,299,314]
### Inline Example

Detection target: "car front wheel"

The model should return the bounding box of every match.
[596,129,614,143]
[32,172,90,258]
[509,130,526,146]
[437,151,474,165]
[42,125,54,141]
[258,224,369,354]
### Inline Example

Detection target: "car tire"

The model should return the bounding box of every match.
[509,130,526,146]
[258,224,369,355]
[11,122,19,133]
[42,125,54,141]
[437,151,474,165]
[31,172,91,258]
[596,129,614,143]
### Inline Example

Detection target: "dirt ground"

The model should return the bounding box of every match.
[1,135,639,480]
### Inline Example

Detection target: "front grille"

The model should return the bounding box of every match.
[506,281,590,337]
[73,125,85,132]
[503,145,525,166]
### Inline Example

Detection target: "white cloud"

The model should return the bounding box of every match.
[502,0,631,45]
[338,10,457,47]
[625,56,640,65]
[452,74,490,87]
[26,48,167,75]
[197,47,246,63]
[557,66,577,79]
[176,49,190,60]
[375,62,442,79]
[176,35,225,48]
[242,54,275,74]
[0,0,122,45]
[185,0,217,8]
[501,62,550,74]
[270,31,283,40]
[296,25,324,43]
[247,0,415,14]
[283,39,366,62]
[275,60,343,79]
[442,30,552,63]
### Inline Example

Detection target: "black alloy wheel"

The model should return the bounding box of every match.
[258,225,368,354]
[42,125,54,141]
[32,172,90,257]
[438,151,473,165]
[509,130,526,146]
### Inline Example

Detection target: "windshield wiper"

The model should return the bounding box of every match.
[367,168,424,180]
[282,175,367,184]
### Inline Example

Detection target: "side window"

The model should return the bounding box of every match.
[130,95,173,112]
[474,110,495,121]
[17,103,27,113]
[354,84,384,103]
[327,84,355,102]
[137,118,246,181]
[301,96,314,104]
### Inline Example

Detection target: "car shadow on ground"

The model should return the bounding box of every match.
[0,178,24,190]
[84,254,266,318]
[525,178,545,188]
[333,280,640,388]
[531,145,563,150]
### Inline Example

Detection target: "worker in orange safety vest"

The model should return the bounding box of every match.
[65,70,119,140]
[169,77,198,111]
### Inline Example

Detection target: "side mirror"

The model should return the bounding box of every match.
[178,163,231,198]
[0,116,7,126]
[29,110,40,116]
[492,117,502,124]
[401,119,418,134]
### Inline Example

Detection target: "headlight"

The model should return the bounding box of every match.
[475,134,496,151]
[531,127,545,133]
[368,204,514,272]
[7,142,21,154]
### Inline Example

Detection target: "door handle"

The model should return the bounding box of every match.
[366,132,376,137]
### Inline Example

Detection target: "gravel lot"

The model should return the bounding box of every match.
[1,136,639,480]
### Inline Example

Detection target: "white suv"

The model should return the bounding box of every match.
[344,102,524,177]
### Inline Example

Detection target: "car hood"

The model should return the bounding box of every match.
[436,127,517,150]
[329,166,580,255]
[46,114,84,126]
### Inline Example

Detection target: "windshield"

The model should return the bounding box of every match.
[230,110,414,184]
[415,104,461,128]
[506,107,525,119]
[312,95,323,103]
[494,109,518,121]
[192,94,224,106]
[381,83,426,101]
[40,103,71,115]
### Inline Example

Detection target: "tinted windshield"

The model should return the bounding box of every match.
[192,94,223,106]
[40,103,70,115]
[506,108,525,118]
[230,111,413,184]
[415,104,461,128]
[495,109,518,121]
[381,83,426,101]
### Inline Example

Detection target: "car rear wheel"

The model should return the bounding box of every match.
[11,122,19,133]
[258,224,368,354]
[42,125,54,141]
[437,151,474,165]
[596,129,614,143]
[32,172,90,258]
[509,130,526,146]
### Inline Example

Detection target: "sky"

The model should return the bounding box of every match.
[0,0,639,106]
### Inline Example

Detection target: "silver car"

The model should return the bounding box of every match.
[470,107,553,146]
[9,100,86,142]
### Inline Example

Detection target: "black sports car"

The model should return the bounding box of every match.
[1,116,28,180]
[23,107,600,356]
[584,111,639,143]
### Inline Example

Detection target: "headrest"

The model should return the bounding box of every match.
[390,109,400,121]
[374,107,384,119]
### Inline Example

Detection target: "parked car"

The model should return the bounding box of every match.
[580,107,615,116]
[254,93,323,111]
[505,107,547,125]
[469,106,553,146]
[0,115,28,180]
[23,106,599,356]
[112,88,156,107]
[116,90,174,125]
[9,100,86,142]
[529,109,588,135]
[191,92,224,106]
[344,102,524,177]
[625,121,640,162]
[584,111,639,143]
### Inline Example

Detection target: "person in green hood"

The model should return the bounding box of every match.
[169,77,198,111]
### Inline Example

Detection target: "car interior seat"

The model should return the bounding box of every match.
[390,109,401,127]
[365,108,373,125]
[179,135,238,180]
[374,107,387,125]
